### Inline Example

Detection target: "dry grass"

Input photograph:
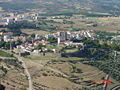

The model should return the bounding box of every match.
[1,67,28,90]
[24,54,118,90]
[21,29,49,35]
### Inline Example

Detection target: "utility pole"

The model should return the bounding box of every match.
[18,46,21,57]
[103,51,117,90]
[10,41,12,52]
[114,51,117,60]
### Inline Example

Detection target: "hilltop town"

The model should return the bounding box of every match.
[0,4,120,90]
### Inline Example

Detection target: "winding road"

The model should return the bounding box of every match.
[1,49,33,90]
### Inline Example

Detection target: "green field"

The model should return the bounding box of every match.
[0,2,39,10]
[64,48,78,53]
[0,50,13,57]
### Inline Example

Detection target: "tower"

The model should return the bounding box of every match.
[57,36,60,46]
[57,32,60,45]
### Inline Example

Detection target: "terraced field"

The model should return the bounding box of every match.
[23,53,117,90]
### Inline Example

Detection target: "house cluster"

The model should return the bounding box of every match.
[13,34,48,55]
[0,30,27,43]
[13,30,95,55]
[46,30,95,45]
[0,11,39,26]
[0,12,16,26]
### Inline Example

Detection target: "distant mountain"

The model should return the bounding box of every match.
[1,0,120,16]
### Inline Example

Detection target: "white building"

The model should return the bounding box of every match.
[3,34,12,42]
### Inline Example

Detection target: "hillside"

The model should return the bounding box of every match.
[0,0,120,16]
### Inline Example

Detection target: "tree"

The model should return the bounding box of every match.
[83,38,100,48]
[110,43,120,51]
[35,44,46,50]
[0,41,5,48]
[47,37,57,43]
[31,33,35,38]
